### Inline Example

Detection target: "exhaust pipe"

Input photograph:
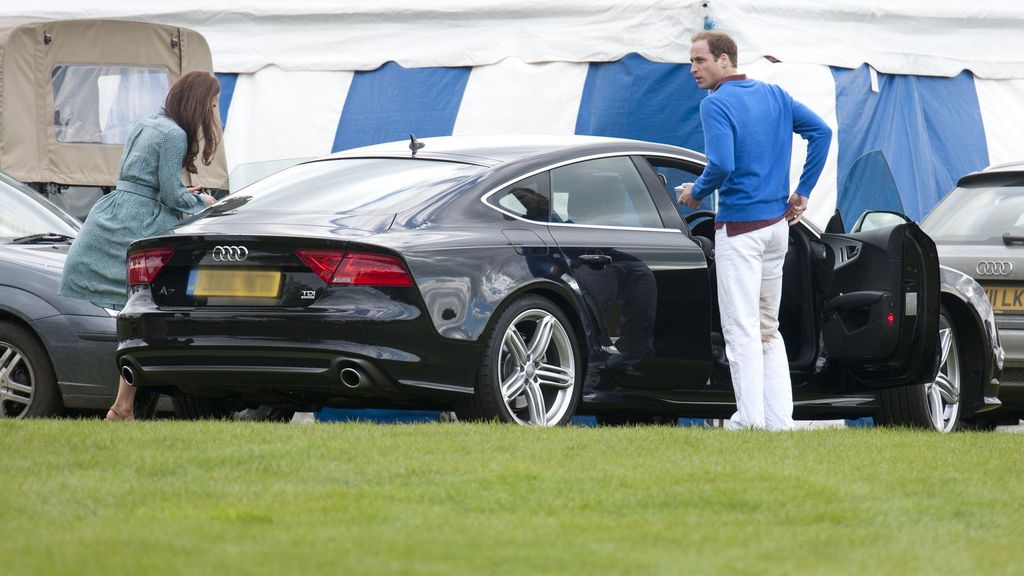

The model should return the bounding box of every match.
[121,364,136,386]
[340,367,365,388]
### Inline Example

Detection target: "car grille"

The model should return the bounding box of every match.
[1000,367,1024,387]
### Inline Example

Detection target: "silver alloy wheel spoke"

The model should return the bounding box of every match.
[501,370,528,402]
[0,388,29,405]
[527,316,555,362]
[928,385,944,429]
[938,328,952,366]
[524,379,546,425]
[535,363,574,389]
[505,329,530,366]
[924,323,960,432]
[934,374,958,404]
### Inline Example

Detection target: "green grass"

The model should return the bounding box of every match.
[2,421,1021,575]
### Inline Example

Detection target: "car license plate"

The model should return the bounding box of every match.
[187,268,282,298]
[983,284,1024,312]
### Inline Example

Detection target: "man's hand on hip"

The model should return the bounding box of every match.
[786,194,808,226]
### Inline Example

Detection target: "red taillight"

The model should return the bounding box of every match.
[887,311,895,326]
[296,249,413,287]
[296,249,347,284]
[332,252,414,286]
[127,248,174,285]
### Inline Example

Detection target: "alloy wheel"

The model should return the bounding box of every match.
[925,316,960,432]
[0,342,34,418]
[497,309,576,426]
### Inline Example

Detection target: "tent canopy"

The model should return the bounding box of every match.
[15,0,1024,79]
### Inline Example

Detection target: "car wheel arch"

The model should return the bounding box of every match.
[939,291,987,419]
[481,282,589,362]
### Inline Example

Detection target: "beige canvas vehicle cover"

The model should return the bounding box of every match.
[0,19,228,189]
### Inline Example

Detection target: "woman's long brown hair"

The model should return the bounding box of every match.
[163,71,222,174]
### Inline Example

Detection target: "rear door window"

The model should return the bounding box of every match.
[550,156,663,228]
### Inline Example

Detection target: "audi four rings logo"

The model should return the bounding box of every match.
[212,245,249,262]
[976,261,1012,276]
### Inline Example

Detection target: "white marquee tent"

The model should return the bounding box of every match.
[10,0,1024,227]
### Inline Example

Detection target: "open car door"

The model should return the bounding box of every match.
[821,152,940,390]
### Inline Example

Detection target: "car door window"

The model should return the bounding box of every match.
[550,157,663,228]
[489,173,551,222]
[644,156,713,215]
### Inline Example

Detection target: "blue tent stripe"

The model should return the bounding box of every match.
[333,62,471,152]
[214,72,237,130]
[831,65,989,222]
[575,53,705,152]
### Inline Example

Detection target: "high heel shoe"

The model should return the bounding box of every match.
[105,405,133,422]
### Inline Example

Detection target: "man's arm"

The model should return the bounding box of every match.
[691,99,734,201]
[791,100,832,198]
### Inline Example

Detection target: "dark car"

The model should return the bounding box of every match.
[0,171,120,418]
[919,161,1024,426]
[115,136,1002,430]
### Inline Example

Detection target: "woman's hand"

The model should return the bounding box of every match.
[199,192,216,207]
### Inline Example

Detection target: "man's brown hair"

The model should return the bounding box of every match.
[163,71,222,174]
[691,31,738,68]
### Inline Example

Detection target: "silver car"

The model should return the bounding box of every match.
[0,171,119,417]
[920,161,1024,426]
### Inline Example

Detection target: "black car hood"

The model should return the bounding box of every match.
[172,210,396,238]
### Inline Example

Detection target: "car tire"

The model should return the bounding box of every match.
[0,320,63,418]
[470,295,582,426]
[878,305,961,432]
[172,394,295,422]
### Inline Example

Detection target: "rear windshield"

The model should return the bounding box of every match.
[217,158,484,214]
[922,181,1024,243]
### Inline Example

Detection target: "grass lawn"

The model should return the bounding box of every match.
[2,420,1021,575]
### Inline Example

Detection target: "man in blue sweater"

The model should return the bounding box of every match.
[677,31,832,430]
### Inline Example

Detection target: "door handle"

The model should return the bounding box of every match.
[579,254,613,267]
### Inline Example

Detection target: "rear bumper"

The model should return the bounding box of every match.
[116,300,483,408]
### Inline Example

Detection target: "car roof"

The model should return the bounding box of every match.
[957,160,1024,186]
[323,134,705,166]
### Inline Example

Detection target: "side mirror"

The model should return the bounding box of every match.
[851,210,912,233]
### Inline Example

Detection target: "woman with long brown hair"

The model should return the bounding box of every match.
[60,71,222,421]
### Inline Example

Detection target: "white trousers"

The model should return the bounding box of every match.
[716,219,795,431]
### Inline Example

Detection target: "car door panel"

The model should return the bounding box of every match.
[543,156,712,391]
[820,222,939,389]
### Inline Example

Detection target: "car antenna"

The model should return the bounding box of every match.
[409,134,425,157]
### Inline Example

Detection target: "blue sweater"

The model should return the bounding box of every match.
[691,78,832,222]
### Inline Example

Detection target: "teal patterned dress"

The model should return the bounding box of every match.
[59,114,206,309]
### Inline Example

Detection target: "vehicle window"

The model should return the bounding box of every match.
[0,176,80,239]
[644,156,713,216]
[216,158,485,214]
[52,65,171,144]
[490,173,550,222]
[922,180,1024,243]
[550,157,663,228]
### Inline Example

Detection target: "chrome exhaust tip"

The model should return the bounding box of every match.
[340,367,364,388]
[121,365,136,386]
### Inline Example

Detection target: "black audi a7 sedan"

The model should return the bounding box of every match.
[116,135,1002,430]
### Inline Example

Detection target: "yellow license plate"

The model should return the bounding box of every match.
[188,268,282,298]
[983,284,1024,312]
